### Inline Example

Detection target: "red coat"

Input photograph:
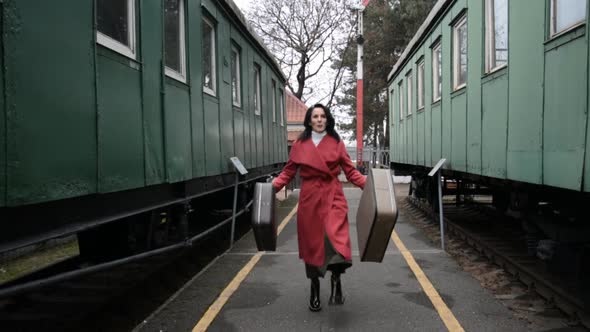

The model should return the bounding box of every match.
[273,135,366,267]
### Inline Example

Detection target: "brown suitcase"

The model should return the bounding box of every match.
[251,182,277,251]
[356,168,398,262]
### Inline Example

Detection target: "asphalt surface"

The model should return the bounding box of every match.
[134,186,534,332]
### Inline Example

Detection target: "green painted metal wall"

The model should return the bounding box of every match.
[218,15,235,174]
[388,0,590,193]
[230,29,245,167]
[431,104,442,164]
[0,4,5,206]
[142,0,166,185]
[245,46,254,169]
[506,0,544,185]
[188,0,206,179]
[5,0,96,204]
[164,83,193,183]
[432,26,443,166]
[543,36,587,190]
[450,92,467,172]
[424,35,434,167]
[465,0,482,176]
[441,14,452,169]
[203,95,221,175]
[586,4,590,193]
[261,64,269,166]
[1,0,287,206]
[405,77,413,165]
[481,74,508,179]
[97,57,145,193]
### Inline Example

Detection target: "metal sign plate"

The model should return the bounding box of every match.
[230,157,248,175]
[428,158,446,177]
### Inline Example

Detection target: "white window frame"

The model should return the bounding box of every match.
[254,64,262,116]
[272,80,277,122]
[398,81,404,121]
[406,72,413,116]
[485,0,508,73]
[432,42,442,102]
[417,60,425,110]
[97,0,137,59]
[202,17,216,96]
[279,89,285,126]
[231,45,242,107]
[165,0,187,82]
[390,89,395,124]
[551,0,587,37]
[453,15,467,91]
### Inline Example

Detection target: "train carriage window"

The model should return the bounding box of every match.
[398,81,404,121]
[432,42,442,102]
[551,0,587,36]
[390,89,395,124]
[97,0,136,59]
[485,0,508,73]
[254,64,262,116]
[453,15,467,90]
[279,89,285,126]
[202,17,216,96]
[272,80,277,122]
[406,72,413,116]
[231,45,242,107]
[417,60,425,110]
[165,0,187,82]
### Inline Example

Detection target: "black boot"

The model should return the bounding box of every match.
[309,278,321,311]
[329,273,345,305]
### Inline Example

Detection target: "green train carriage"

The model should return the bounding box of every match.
[388,0,590,302]
[389,0,590,200]
[0,0,287,257]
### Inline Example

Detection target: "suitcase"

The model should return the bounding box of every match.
[251,182,277,251]
[356,168,398,262]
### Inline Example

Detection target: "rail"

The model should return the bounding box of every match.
[0,200,254,298]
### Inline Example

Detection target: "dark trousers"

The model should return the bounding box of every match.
[305,236,352,279]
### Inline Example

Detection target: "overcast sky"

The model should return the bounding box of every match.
[230,0,363,147]
[232,0,252,13]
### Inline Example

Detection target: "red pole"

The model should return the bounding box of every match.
[355,0,370,169]
[356,79,363,167]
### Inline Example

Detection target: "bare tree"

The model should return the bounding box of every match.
[245,0,355,103]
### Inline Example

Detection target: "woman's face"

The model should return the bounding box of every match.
[309,107,327,133]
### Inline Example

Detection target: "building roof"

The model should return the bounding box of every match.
[287,131,302,143]
[285,90,307,145]
[286,91,307,124]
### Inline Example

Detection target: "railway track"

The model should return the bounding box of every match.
[406,196,590,329]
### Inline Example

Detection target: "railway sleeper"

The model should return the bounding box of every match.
[407,196,590,327]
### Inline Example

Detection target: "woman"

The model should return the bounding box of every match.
[272,103,366,312]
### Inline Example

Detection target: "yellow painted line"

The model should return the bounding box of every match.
[277,203,298,234]
[391,231,465,332]
[192,203,298,332]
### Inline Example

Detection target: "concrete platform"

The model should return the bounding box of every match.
[135,187,534,332]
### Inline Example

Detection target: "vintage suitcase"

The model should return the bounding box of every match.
[356,168,398,262]
[251,182,277,251]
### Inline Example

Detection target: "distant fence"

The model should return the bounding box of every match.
[346,147,390,170]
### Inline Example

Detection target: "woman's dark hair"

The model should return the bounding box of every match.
[298,103,341,142]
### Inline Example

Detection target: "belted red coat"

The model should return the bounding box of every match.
[273,135,366,267]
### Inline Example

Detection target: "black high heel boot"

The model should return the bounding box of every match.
[309,278,321,311]
[329,273,345,305]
